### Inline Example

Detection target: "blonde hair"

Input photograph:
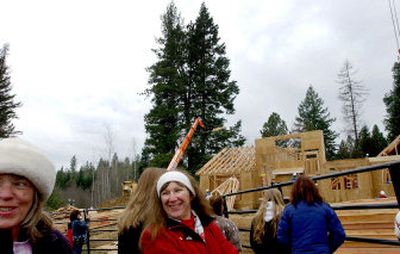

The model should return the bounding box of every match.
[118,167,166,233]
[144,170,212,240]
[21,188,53,241]
[252,189,285,243]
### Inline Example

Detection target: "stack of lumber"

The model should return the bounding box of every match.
[231,198,399,254]
[336,198,399,254]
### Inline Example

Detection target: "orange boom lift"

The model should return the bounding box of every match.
[167,117,205,171]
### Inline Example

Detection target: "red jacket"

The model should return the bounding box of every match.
[141,217,238,254]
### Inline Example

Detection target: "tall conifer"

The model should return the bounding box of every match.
[0,44,21,138]
[384,62,400,142]
[142,2,244,173]
[294,85,338,160]
[142,2,187,167]
[185,3,244,172]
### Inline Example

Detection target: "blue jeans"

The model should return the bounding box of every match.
[73,244,83,254]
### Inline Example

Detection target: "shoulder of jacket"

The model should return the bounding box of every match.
[396,211,400,222]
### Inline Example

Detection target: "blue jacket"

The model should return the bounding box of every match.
[72,220,88,236]
[277,201,345,254]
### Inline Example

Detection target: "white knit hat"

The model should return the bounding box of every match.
[0,137,56,201]
[156,171,195,197]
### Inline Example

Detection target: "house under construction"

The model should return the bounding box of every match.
[196,130,400,209]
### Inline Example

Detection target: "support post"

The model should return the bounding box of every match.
[389,164,400,208]
[84,208,91,254]
[222,196,229,218]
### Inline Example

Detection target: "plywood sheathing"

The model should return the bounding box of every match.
[255,130,326,198]
[199,131,400,209]
[320,158,371,203]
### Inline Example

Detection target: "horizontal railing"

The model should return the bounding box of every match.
[223,160,400,249]
[79,160,400,253]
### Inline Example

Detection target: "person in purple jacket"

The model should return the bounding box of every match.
[0,137,72,254]
[277,175,345,254]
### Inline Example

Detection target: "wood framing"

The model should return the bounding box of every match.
[378,134,400,156]
[196,146,256,209]
[198,132,400,208]
[255,130,326,198]
[211,177,240,211]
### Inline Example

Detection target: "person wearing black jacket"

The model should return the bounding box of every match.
[250,189,289,254]
[117,167,165,253]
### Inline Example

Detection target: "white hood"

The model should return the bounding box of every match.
[264,201,275,222]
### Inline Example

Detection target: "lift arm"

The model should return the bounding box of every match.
[167,117,205,171]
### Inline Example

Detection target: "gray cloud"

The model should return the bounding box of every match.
[1,0,397,169]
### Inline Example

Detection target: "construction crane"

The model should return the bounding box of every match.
[167,117,205,171]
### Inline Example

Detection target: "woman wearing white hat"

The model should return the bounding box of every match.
[140,170,238,254]
[0,137,72,254]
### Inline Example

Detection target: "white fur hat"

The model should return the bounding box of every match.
[156,171,195,197]
[0,137,56,201]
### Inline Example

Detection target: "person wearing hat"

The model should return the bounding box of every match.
[0,137,72,254]
[140,170,238,254]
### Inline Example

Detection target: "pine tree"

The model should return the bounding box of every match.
[335,137,353,159]
[294,85,338,160]
[337,60,368,146]
[355,125,373,158]
[70,155,77,174]
[384,61,400,142]
[0,44,21,138]
[184,3,243,173]
[143,2,244,174]
[142,2,187,167]
[260,112,288,137]
[370,124,388,156]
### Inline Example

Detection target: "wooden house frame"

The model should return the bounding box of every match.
[196,146,257,209]
[255,130,326,199]
[197,133,400,208]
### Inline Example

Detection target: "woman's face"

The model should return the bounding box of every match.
[160,181,192,220]
[0,174,35,231]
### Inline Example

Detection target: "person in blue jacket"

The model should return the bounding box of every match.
[277,175,345,254]
[70,210,88,254]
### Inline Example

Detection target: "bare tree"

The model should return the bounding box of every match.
[103,124,115,201]
[337,60,368,146]
[131,137,137,181]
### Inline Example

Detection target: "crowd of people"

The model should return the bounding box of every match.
[1,137,399,254]
[119,166,347,254]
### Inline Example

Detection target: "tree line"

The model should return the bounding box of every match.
[1,2,400,209]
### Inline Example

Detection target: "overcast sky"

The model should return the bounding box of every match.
[1,0,398,170]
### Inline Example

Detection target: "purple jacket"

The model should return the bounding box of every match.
[0,228,72,254]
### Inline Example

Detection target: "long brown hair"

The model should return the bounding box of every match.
[118,167,166,233]
[208,192,224,216]
[144,170,212,240]
[290,175,323,205]
[21,188,53,241]
[252,189,285,243]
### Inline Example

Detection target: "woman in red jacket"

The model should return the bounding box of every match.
[141,170,238,254]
